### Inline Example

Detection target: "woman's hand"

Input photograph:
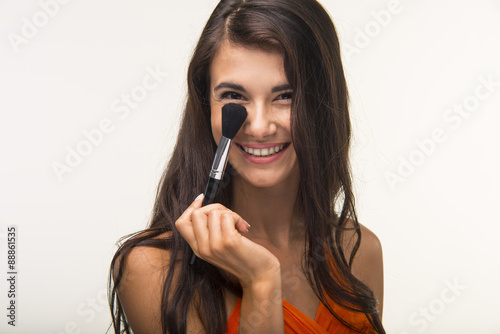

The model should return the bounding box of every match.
[175,194,281,288]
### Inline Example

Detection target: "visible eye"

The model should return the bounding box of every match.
[220,91,244,100]
[276,92,293,101]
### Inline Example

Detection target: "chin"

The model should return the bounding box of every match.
[233,169,296,189]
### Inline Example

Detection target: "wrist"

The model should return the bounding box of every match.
[239,270,284,334]
[240,262,281,291]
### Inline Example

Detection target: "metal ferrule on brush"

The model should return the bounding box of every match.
[209,136,231,180]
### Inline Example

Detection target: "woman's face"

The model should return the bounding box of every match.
[209,40,299,189]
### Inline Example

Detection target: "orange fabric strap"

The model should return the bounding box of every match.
[226,296,376,333]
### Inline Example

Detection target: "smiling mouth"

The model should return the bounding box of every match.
[237,143,290,157]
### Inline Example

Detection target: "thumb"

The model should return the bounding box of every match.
[191,193,204,208]
[178,194,204,222]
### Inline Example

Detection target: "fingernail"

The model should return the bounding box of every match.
[194,193,203,202]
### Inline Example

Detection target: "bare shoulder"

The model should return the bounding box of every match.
[113,232,171,283]
[342,220,384,317]
[113,232,205,333]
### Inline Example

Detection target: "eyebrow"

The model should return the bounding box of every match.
[213,82,292,93]
[214,82,246,92]
[271,84,292,93]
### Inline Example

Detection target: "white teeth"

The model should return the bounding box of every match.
[241,144,286,157]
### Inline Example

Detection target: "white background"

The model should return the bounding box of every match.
[0,0,499,333]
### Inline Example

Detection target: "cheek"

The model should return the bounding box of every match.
[276,108,292,132]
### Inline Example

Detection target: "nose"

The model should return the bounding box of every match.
[241,102,277,140]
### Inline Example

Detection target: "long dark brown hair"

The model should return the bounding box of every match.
[108,0,385,333]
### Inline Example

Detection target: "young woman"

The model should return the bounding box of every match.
[109,0,385,333]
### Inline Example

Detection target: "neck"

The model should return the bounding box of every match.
[231,175,305,249]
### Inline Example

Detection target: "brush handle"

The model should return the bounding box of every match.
[202,176,221,206]
[188,177,221,265]
[188,137,232,265]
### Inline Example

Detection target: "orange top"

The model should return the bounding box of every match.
[226,295,376,334]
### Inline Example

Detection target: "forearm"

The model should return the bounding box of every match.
[239,274,284,334]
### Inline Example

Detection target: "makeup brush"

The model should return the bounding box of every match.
[189,103,248,265]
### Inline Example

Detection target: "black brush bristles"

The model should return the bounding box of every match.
[221,103,248,139]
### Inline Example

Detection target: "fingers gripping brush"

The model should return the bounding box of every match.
[189,103,248,265]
